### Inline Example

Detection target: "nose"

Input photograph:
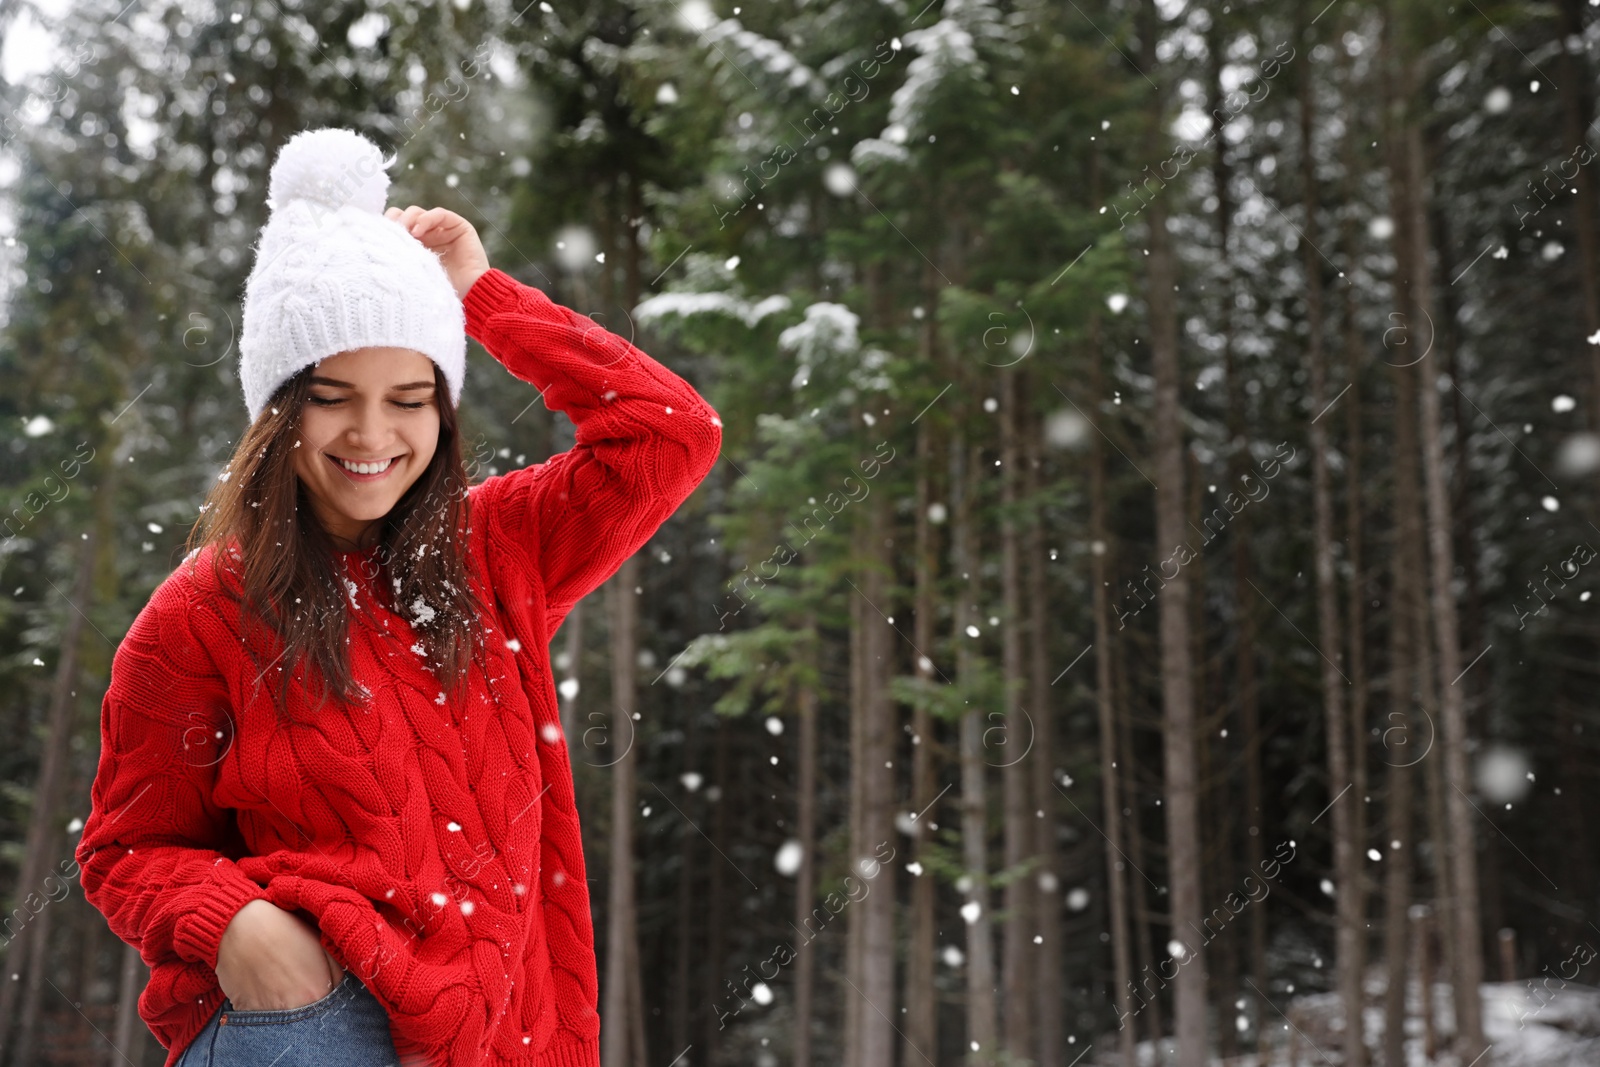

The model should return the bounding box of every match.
[341,398,397,456]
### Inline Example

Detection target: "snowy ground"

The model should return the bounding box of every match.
[1092,978,1600,1066]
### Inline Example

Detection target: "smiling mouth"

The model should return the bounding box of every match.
[328,454,402,477]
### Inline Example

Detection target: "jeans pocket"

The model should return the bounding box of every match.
[174,1003,224,1066]
[220,973,355,1028]
[212,975,401,1067]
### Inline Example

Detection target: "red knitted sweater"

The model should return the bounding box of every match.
[74,268,721,1067]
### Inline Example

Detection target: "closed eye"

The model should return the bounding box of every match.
[307,396,430,410]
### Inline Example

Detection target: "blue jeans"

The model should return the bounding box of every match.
[175,973,402,1066]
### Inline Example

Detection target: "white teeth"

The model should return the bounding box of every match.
[338,456,393,475]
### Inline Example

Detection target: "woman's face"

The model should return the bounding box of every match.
[289,346,442,551]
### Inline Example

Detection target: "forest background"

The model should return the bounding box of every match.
[1,0,1596,1064]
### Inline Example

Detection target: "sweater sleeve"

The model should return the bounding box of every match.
[462,267,722,637]
[74,578,268,973]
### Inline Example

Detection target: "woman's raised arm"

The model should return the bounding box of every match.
[462,267,722,638]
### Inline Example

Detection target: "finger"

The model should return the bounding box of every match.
[411,210,444,240]
[325,948,345,988]
[417,207,454,237]
[384,206,401,220]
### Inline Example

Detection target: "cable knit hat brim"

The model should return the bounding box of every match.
[238,128,466,422]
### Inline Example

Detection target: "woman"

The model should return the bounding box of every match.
[74,127,721,1067]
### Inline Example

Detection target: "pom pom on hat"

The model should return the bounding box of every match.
[237,127,466,423]
[266,127,392,215]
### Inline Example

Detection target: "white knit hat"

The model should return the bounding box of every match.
[237,127,465,422]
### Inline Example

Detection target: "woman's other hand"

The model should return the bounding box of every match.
[215,899,346,1011]
[384,205,491,300]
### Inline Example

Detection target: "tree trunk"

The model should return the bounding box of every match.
[1204,22,1250,1059]
[1406,165,1487,1067]
[73,902,98,1007]
[999,361,1035,1061]
[954,430,999,1064]
[1339,166,1372,1067]
[703,717,731,1062]
[1117,638,1163,1046]
[1556,0,1600,436]
[844,528,866,1067]
[109,941,147,1067]
[1420,645,1454,988]
[673,720,695,1060]
[1090,317,1137,1067]
[1415,905,1439,1060]
[13,905,58,1067]
[1186,408,1236,1065]
[1301,30,1366,1067]
[1394,37,1486,1059]
[1433,204,1506,948]
[1381,753,1415,1067]
[1025,399,1063,1067]
[627,180,651,1067]
[1142,0,1206,1059]
[1088,129,1160,1046]
[1429,210,1487,730]
[0,525,101,1067]
[602,555,645,1067]
[852,488,897,1067]
[1378,88,1428,1067]
[903,376,941,1067]
[1205,39,1272,1046]
[1381,6,1458,1046]
[794,626,820,1067]
[1340,195,1375,1067]
[602,170,651,1067]
[628,912,647,1067]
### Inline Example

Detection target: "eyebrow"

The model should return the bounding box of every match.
[309,376,437,391]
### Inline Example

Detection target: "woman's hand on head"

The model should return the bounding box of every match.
[384,204,491,301]
[215,899,346,1012]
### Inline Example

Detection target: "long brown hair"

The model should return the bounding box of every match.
[184,361,495,721]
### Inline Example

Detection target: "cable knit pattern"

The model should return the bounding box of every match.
[75,267,722,1067]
